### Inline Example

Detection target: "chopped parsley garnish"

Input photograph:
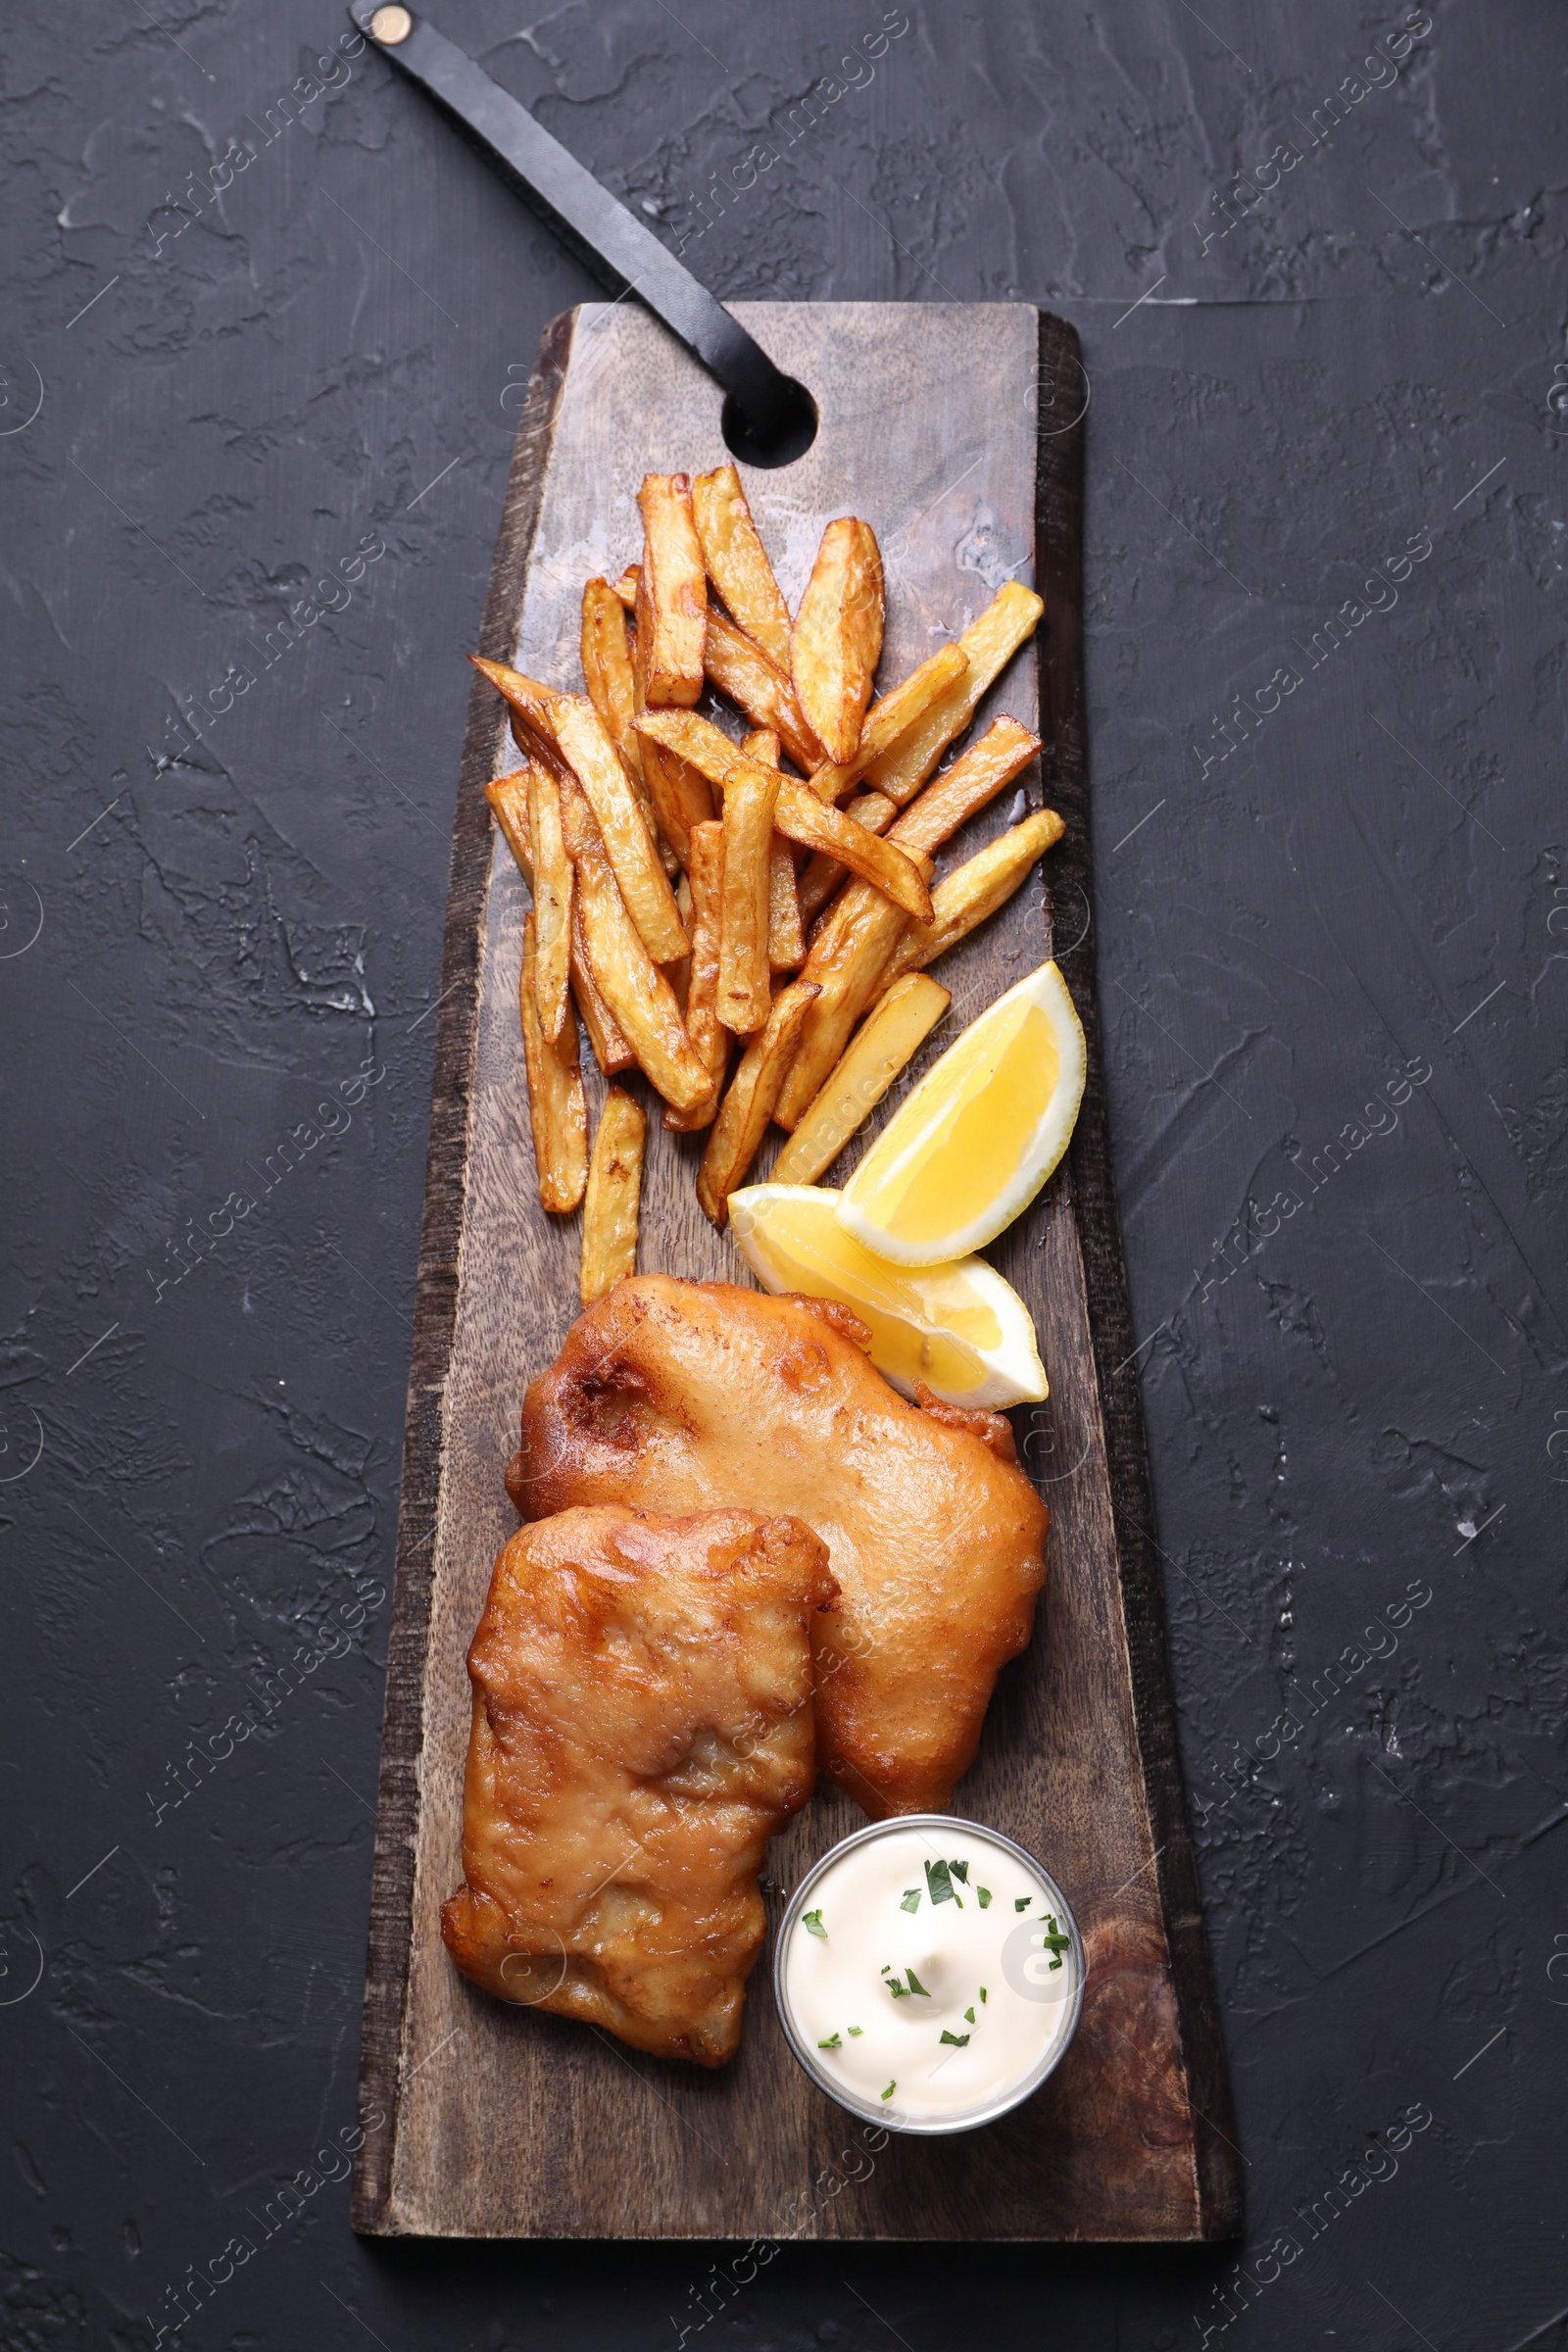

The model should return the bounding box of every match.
[900,1887,921,1912]
[905,1967,931,1997]
[880,1963,891,1975]
[951,1859,969,1884]
[979,1986,988,2003]
[939,2030,970,2046]
[817,2033,841,2050]
[885,1976,909,1999]
[881,2081,896,2100]
[1014,1896,1031,1911]
[1038,1915,1071,1969]
[963,2006,975,2024]
[848,2026,863,2036]
[977,1886,993,1908]
[802,1909,826,1938]
[925,1859,960,1907]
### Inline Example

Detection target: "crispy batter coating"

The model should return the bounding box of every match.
[441,1503,835,2067]
[509,1278,1049,1820]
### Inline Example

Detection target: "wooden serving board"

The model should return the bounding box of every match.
[352,302,1242,2241]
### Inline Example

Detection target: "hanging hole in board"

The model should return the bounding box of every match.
[721,378,818,469]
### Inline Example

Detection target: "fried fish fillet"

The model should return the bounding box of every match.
[441,1502,835,2067]
[509,1278,1049,1819]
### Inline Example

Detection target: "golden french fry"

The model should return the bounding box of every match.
[890,715,1042,857]
[580,1088,647,1304]
[642,736,712,871]
[806,641,969,801]
[663,821,728,1133]
[581,578,647,785]
[551,694,688,964]
[525,763,574,1042]
[518,913,588,1213]
[860,582,1044,806]
[691,464,793,669]
[637,472,707,706]
[609,564,639,609]
[485,769,534,880]
[558,775,710,1111]
[769,865,929,1131]
[697,979,820,1228]
[633,562,712,866]
[633,705,747,793]
[470,654,562,758]
[770,783,932,922]
[716,756,781,1034]
[486,768,635,1074]
[632,709,933,925]
[668,870,694,1010]
[743,729,806,971]
[704,609,823,771]
[791,516,885,765]
[795,790,897,927]
[570,901,637,1075]
[771,972,952,1185]
[766,844,806,969]
[878,808,1065,991]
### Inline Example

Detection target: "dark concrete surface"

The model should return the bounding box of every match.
[2,2,1564,2345]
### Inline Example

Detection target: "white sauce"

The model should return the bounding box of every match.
[778,1822,1079,2127]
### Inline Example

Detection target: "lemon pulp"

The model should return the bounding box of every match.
[855,1001,1058,1253]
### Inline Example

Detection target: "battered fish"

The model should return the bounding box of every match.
[441,1502,835,2067]
[509,1277,1050,1818]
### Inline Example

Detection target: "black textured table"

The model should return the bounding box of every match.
[3,5,1562,2347]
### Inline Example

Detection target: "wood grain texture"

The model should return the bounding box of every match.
[351,302,1242,2242]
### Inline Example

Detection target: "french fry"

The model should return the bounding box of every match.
[633,562,712,865]
[877,808,1065,991]
[633,705,753,794]
[771,973,952,1185]
[485,768,534,879]
[703,609,824,771]
[805,641,969,801]
[525,762,574,1042]
[610,563,639,608]
[862,581,1045,805]
[692,464,793,669]
[716,754,781,1034]
[579,1088,647,1304]
[470,654,561,759]
[795,790,897,927]
[769,783,932,922]
[637,472,707,706]
[571,902,637,1075]
[663,820,728,1133]
[889,716,1042,856]
[697,979,820,1228]
[581,577,649,790]
[551,694,688,964]
[668,870,694,1009]
[634,710,934,924]
[743,728,807,970]
[791,516,884,765]
[558,775,710,1111]
[485,766,636,1074]
[769,863,931,1131]
[518,912,588,1213]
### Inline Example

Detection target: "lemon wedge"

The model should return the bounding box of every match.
[834,960,1085,1267]
[729,1183,1048,1408]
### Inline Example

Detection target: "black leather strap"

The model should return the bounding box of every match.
[348,3,812,456]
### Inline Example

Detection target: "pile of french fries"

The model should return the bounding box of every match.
[478,464,1064,1304]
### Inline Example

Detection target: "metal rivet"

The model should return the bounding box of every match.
[368,4,414,42]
